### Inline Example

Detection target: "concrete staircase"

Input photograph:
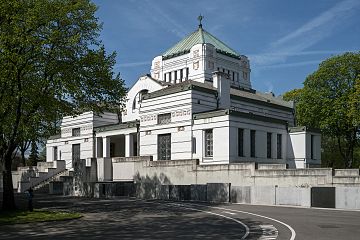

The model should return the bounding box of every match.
[32,169,73,192]
[12,160,67,193]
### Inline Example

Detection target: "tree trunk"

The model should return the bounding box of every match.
[2,155,16,210]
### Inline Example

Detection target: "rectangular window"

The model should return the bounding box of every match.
[169,72,172,82]
[164,73,167,82]
[186,68,189,80]
[232,72,235,81]
[250,130,256,158]
[180,69,183,81]
[311,135,314,159]
[238,128,244,157]
[158,134,171,160]
[192,137,196,154]
[72,128,80,137]
[53,146,58,161]
[205,129,213,157]
[277,134,282,159]
[157,113,171,125]
[110,142,115,157]
[267,133,272,159]
[174,70,177,80]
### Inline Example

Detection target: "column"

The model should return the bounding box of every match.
[125,134,132,157]
[102,136,110,158]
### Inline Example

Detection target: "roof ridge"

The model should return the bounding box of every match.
[162,27,240,60]
[199,27,205,43]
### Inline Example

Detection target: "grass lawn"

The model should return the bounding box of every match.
[0,209,82,225]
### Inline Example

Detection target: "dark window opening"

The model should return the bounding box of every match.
[250,130,256,158]
[157,113,171,125]
[267,132,272,159]
[53,146,58,161]
[277,134,282,159]
[72,128,80,137]
[238,128,244,157]
[192,137,196,154]
[311,135,314,159]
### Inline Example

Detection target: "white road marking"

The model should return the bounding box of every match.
[148,202,250,239]
[222,211,237,215]
[259,224,279,239]
[184,203,296,240]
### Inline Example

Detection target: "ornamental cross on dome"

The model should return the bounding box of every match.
[198,15,204,28]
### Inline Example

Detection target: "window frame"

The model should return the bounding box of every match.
[267,132,272,159]
[238,128,244,157]
[204,129,213,157]
[250,130,256,158]
[158,133,171,160]
[157,113,171,125]
[277,134,282,159]
[72,128,80,137]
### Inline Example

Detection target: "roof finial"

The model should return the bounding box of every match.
[198,15,204,28]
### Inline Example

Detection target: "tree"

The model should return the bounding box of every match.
[285,52,360,168]
[27,141,39,167]
[0,0,126,210]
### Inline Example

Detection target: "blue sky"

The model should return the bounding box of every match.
[93,0,360,95]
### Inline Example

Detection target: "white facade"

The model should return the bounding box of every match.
[46,25,321,169]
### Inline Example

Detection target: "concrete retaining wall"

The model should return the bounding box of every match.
[231,186,251,204]
[207,183,230,203]
[276,187,311,207]
[49,181,64,195]
[252,186,276,205]
[62,157,360,210]
[336,187,360,209]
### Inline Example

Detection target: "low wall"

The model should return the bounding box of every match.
[65,157,360,210]
[276,187,311,207]
[336,187,360,209]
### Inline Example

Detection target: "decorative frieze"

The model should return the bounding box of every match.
[140,108,191,123]
[171,109,191,117]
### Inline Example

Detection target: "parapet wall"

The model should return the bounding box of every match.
[123,158,360,187]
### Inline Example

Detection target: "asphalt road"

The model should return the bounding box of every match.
[1,194,359,239]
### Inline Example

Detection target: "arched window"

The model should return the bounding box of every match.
[132,89,149,111]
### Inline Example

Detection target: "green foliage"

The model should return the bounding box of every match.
[27,141,39,166]
[0,210,82,225]
[286,52,360,168]
[0,0,127,210]
[282,88,302,102]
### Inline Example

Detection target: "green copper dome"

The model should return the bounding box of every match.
[162,27,241,60]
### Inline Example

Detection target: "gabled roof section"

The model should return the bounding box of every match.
[142,80,216,100]
[162,27,241,60]
[230,88,294,111]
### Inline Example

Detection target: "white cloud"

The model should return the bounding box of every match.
[139,0,188,38]
[252,0,360,67]
[257,60,321,70]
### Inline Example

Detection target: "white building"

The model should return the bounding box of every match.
[46,23,321,169]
